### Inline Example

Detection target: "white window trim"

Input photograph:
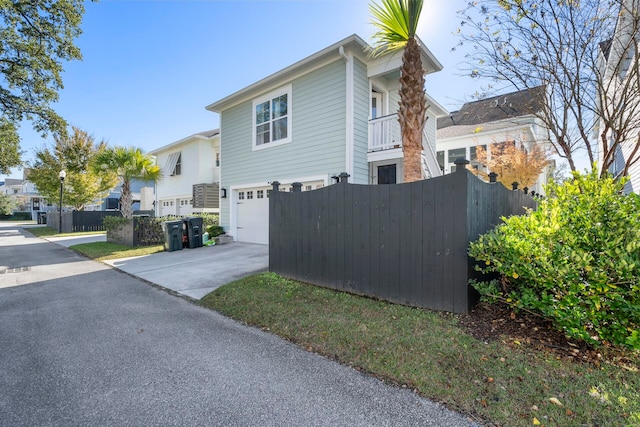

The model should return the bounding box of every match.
[252,84,292,151]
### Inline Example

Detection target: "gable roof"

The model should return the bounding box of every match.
[437,86,546,131]
[149,129,220,155]
[2,178,24,187]
[206,34,443,113]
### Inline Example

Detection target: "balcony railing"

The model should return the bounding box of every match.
[369,114,401,152]
[368,113,442,179]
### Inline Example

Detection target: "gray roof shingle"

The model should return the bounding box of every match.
[437,86,546,131]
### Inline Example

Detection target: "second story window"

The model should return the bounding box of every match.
[164,152,182,177]
[173,153,181,176]
[253,85,292,150]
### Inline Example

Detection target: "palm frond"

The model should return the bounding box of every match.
[369,0,423,57]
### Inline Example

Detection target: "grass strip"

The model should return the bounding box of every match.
[69,242,164,261]
[25,226,106,238]
[200,272,640,427]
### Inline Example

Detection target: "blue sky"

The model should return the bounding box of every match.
[4,0,476,180]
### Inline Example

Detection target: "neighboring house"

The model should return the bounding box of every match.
[149,129,221,217]
[436,86,554,194]
[88,179,156,213]
[597,0,640,193]
[0,176,50,219]
[206,34,446,244]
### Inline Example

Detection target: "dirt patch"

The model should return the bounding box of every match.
[456,303,611,365]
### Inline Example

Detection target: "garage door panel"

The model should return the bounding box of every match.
[236,193,269,245]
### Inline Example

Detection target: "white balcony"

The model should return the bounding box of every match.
[368,114,402,152]
[368,113,442,179]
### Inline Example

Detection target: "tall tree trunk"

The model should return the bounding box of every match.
[120,180,133,219]
[399,37,427,183]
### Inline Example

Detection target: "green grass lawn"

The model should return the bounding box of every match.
[69,242,164,261]
[25,226,107,238]
[21,227,162,260]
[200,272,640,427]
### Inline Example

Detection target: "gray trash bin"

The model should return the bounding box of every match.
[183,217,203,249]
[162,220,184,252]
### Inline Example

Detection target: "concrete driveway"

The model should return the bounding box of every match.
[25,224,268,300]
[104,242,268,299]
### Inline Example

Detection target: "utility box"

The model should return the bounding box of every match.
[162,220,184,252]
[183,217,203,249]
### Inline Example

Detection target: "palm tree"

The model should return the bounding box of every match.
[370,0,427,182]
[92,146,161,219]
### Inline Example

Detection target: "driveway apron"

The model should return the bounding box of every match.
[0,224,477,426]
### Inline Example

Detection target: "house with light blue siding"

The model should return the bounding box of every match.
[206,34,447,244]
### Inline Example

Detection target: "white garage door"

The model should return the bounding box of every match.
[235,188,270,245]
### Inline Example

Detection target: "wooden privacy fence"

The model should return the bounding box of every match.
[47,211,122,233]
[269,164,538,314]
[47,210,155,233]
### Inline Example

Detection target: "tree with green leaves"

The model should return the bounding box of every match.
[28,127,116,210]
[0,0,90,164]
[369,0,427,182]
[0,118,22,174]
[0,193,16,216]
[92,147,161,219]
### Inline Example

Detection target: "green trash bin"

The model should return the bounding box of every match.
[162,220,184,252]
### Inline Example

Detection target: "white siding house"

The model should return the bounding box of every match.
[150,130,220,216]
[597,0,640,193]
[206,34,447,244]
[437,86,554,195]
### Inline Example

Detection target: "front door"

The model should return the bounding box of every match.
[377,164,396,184]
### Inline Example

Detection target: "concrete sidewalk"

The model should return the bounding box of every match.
[26,226,268,300]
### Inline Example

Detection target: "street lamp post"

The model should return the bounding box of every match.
[58,170,66,233]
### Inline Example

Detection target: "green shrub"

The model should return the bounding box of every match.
[103,215,129,231]
[192,212,219,229]
[2,211,32,220]
[469,169,640,350]
[207,225,224,237]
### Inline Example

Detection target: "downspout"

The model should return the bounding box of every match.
[339,46,354,179]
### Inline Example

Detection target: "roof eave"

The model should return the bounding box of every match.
[426,93,448,117]
[149,130,220,155]
[206,34,370,113]
[416,36,443,74]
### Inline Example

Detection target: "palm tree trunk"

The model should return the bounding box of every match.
[120,180,133,219]
[398,37,427,182]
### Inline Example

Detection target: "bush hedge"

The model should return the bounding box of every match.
[0,211,32,220]
[469,170,640,350]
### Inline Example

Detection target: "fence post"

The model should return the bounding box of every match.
[488,172,498,183]
[291,182,302,192]
[523,187,529,194]
[338,172,350,183]
[512,182,519,190]
[271,181,280,192]
[454,158,470,172]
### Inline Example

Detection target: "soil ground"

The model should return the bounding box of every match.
[456,303,636,368]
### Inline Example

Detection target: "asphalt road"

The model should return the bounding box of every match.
[0,224,478,426]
